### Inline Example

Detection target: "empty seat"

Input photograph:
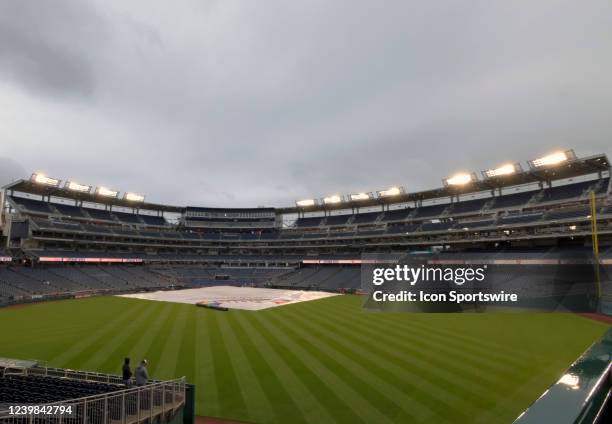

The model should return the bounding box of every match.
[490,191,537,209]
[539,181,593,203]
[325,215,352,226]
[141,215,167,226]
[113,212,142,224]
[413,204,448,218]
[381,208,412,221]
[53,203,86,217]
[449,198,488,215]
[296,216,324,227]
[420,221,453,232]
[84,208,114,221]
[352,212,381,224]
[12,197,54,214]
[499,213,543,225]
[545,208,590,221]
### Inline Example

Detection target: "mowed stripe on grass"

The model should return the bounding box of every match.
[0,295,608,424]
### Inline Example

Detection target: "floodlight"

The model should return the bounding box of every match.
[443,172,476,186]
[124,192,145,202]
[296,199,316,207]
[65,181,91,193]
[350,192,372,201]
[31,173,60,187]
[96,186,119,198]
[377,187,403,197]
[528,150,576,168]
[483,163,522,179]
[322,195,343,204]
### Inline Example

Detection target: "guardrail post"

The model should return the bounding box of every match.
[150,386,154,420]
[137,389,140,423]
[83,399,87,424]
[162,384,166,415]
[122,392,126,424]
[104,395,108,424]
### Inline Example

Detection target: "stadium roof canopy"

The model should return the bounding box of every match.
[3,179,183,213]
[280,153,610,213]
[3,153,609,215]
[185,206,276,213]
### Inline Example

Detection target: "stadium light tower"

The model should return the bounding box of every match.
[482,163,522,179]
[124,192,145,202]
[322,195,343,205]
[31,173,60,187]
[350,192,373,201]
[96,186,119,198]
[527,150,576,169]
[296,199,317,207]
[377,187,404,198]
[443,172,477,187]
[65,181,91,193]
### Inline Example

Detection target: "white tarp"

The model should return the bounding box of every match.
[117,286,340,310]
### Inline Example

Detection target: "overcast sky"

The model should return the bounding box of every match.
[1,0,611,207]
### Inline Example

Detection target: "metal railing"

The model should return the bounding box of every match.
[0,368,186,424]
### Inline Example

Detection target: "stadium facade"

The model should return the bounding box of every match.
[0,150,611,305]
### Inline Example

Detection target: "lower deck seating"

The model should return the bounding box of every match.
[0,265,178,301]
[271,266,361,290]
[0,373,122,404]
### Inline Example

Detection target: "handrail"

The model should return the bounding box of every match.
[0,372,186,422]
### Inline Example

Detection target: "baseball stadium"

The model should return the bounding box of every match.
[1,150,611,423]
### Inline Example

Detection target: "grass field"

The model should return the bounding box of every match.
[0,294,608,424]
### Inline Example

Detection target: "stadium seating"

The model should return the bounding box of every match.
[271,266,361,290]
[141,215,168,226]
[489,191,537,209]
[358,229,385,236]
[499,213,543,225]
[154,266,290,286]
[0,374,123,404]
[83,207,115,221]
[113,211,143,224]
[539,181,593,203]
[303,232,327,239]
[448,198,489,215]
[545,208,591,221]
[352,211,381,224]
[381,208,412,221]
[325,214,352,226]
[420,221,454,232]
[0,267,60,294]
[2,175,610,290]
[0,264,179,300]
[12,197,54,214]
[296,216,325,227]
[53,203,87,218]
[413,204,448,218]
[457,219,496,229]
[386,223,420,234]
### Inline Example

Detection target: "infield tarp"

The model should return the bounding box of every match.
[117,286,339,310]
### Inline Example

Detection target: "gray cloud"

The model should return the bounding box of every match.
[0,157,26,188]
[0,0,611,207]
[0,1,107,98]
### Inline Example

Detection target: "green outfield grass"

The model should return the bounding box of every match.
[0,295,608,423]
